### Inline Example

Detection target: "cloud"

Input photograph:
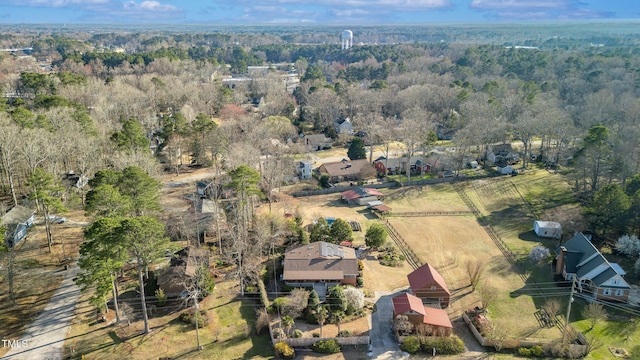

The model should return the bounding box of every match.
[470,0,571,10]
[0,0,185,21]
[469,0,614,20]
[0,0,109,6]
[219,0,452,23]
[122,0,181,16]
[269,0,450,8]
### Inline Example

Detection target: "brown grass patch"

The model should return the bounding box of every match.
[63,279,273,360]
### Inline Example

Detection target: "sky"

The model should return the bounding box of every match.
[0,0,638,25]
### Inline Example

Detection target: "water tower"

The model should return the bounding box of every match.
[341,30,353,50]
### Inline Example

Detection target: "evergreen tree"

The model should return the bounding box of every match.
[26,167,66,253]
[330,218,352,244]
[326,285,347,314]
[365,222,388,248]
[347,137,367,160]
[310,218,331,243]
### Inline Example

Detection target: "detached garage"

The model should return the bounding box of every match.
[534,220,562,239]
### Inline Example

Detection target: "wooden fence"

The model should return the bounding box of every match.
[291,182,399,197]
[461,312,588,355]
[381,219,422,270]
[281,336,369,347]
[388,210,474,217]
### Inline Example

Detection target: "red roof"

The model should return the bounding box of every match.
[373,204,392,212]
[423,307,453,328]
[392,293,426,316]
[407,263,451,295]
[341,187,384,200]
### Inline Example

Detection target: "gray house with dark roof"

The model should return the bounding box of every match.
[555,232,630,303]
[1,205,35,247]
[302,134,332,151]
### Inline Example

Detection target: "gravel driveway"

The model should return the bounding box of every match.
[1,264,80,360]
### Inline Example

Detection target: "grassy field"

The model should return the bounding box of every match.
[63,280,273,360]
[458,169,640,359]
[388,215,561,341]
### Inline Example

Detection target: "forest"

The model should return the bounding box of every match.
[2,23,640,301]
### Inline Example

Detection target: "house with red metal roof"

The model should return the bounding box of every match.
[407,263,451,307]
[392,293,453,335]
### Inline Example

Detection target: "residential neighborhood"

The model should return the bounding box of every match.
[3,20,640,360]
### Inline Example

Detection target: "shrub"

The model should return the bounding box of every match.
[343,286,365,310]
[616,234,640,258]
[292,329,303,338]
[305,312,318,324]
[179,310,208,328]
[358,260,364,271]
[255,308,270,335]
[270,297,288,314]
[531,345,544,357]
[258,277,270,308]
[400,336,421,354]
[312,339,341,354]
[337,329,352,337]
[356,276,364,287]
[529,245,551,263]
[155,288,166,307]
[274,341,295,359]
[272,327,286,339]
[312,332,320,338]
[420,336,465,355]
[319,174,330,188]
[517,347,532,356]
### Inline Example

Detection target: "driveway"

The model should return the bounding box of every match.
[368,290,409,360]
[2,264,81,360]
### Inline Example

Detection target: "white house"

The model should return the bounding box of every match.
[296,161,312,180]
[534,220,562,239]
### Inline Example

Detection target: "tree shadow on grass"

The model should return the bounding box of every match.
[357,208,379,220]
[236,298,273,358]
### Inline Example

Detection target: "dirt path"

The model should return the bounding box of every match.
[1,264,80,360]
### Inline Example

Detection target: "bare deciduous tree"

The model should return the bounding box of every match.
[581,302,607,330]
[466,259,485,291]
[478,281,498,310]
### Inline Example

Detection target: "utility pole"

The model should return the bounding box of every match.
[563,276,576,344]
[193,292,203,351]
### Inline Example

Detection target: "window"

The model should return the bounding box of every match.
[603,288,612,295]
[612,278,619,284]
[615,289,624,297]
[430,285,437,290]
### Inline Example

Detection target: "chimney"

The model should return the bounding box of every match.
[556,246,567,275]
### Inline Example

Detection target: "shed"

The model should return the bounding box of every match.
[372,204,392,215]
[340,187,383,205]
[497,165,513,175]
[533,221,562,239]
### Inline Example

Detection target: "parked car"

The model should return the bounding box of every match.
[47,215,67,224]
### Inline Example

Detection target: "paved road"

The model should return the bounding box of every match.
[2,264,81,360]
[369,290,409,360]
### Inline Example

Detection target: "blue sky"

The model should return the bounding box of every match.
[0,0,637,24]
